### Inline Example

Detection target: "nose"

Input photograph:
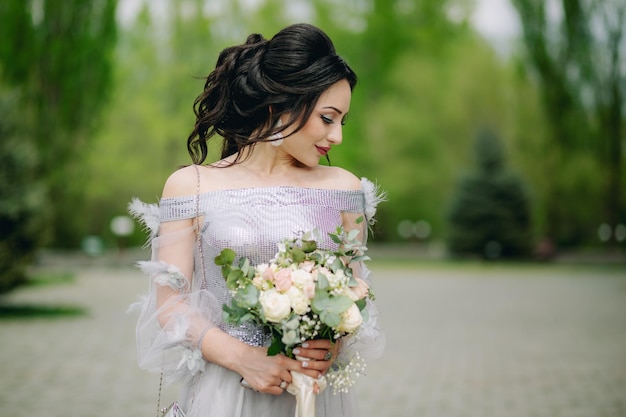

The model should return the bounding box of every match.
[327,125,343,145]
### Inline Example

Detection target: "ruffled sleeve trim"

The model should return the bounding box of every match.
[137,260,190,291]
[128,197,161,242]
[360,178,387,225]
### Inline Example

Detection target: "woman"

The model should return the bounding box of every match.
[130,23,385,417]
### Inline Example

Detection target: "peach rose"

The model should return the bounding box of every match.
[349,277,370,301]
[273,268,293,292]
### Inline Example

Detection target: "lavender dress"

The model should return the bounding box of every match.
[129,177,385,417]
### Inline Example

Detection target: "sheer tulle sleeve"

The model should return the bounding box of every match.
[338,178,387,363]
[128,198,221,385]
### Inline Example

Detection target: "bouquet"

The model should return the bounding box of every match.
[214,219,373,415]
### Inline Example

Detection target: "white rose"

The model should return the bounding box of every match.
[326,269,346,289]
[291,269,314,288]
[286,286,310,315]
[337,304,363,333]
[281,329,299,346]
[259,288,291,323]
[252,275,264,289]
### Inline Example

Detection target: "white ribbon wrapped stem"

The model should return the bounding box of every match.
[286,356,328,417]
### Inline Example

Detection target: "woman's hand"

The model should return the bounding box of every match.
[235,345,324,395]
[293,338,340,376]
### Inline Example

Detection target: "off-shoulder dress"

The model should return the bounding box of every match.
[129,176,385,417]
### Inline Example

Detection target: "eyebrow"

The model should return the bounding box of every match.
[322,106,344,115]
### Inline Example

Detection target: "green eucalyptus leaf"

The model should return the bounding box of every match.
[239,257,250,275]
[309,252,322,263]
[360,308,369,323]
[329,233,343,244]
[291,247,305,263]
[312,292,352,315]
[330,257,343,273]
[319,310,341,328]
[238,284,259,308]
[356,216,364,224]
[301,240,317,253]
[267,336,284,356]
[215,248,236,266]
[316,273,329,290]
[220,265,231,279]
[247,267,256,280]
[222,302,249,324]
[347,229,360,241]
[226,269,243,289]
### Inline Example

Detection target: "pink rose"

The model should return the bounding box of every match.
[303,282,316,299]
[274,268,293,291]
[262,265,275,282]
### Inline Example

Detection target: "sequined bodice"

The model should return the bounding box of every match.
[159,186,365,345]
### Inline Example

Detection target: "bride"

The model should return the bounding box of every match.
[130,23,385,417]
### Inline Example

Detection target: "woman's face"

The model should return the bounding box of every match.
[281,79,352,167]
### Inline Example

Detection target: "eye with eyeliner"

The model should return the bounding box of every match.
[321,115,334,124]
[321,114,349,125]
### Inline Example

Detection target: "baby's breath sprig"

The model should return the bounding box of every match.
[325,352,367,394]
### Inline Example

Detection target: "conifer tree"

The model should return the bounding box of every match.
[447,129,533,259]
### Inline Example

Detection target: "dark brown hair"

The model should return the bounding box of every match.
[186,23,357,164]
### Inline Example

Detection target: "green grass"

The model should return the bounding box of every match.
[0,271,86,319]
[0,304,87,319]
[25,271,75,287]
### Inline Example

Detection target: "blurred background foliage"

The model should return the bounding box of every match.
[0,0,624,290]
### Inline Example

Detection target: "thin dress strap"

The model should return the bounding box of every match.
[193,165,208,290]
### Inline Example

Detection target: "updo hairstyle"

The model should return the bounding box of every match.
[187,23,357,164]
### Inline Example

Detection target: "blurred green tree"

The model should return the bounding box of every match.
[0,0,117,248]
[86,0,550,247]
[446,128,533,259]
[511,0,625,246]
[0,90,46,293]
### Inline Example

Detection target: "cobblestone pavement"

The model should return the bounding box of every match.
[0,262,625,417]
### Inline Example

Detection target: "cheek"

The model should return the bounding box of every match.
[301,120,326,140]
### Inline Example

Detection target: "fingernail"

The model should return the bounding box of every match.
[302,361,309,368]
[301,343,309,348]
[293,348,301,355]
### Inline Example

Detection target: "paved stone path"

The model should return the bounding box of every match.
[0,262,625,417]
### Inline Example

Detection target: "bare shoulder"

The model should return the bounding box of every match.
[161,165,200,198]
[317,166,361,191]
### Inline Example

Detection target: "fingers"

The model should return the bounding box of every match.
[238,350,294,395]
[300,339,333,350]
[294,340,334,360]
[239,343,338,394]
[293,339,342,375]
[242,374,290,395]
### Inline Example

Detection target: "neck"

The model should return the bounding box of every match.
[235,143,301,177]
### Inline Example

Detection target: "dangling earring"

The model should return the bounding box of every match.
[270,119,283,147]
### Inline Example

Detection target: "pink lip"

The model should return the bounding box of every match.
[316,146,330,156]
